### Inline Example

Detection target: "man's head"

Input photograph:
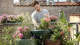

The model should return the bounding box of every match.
[31,1,41,11]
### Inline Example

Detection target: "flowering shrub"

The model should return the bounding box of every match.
[50,10,74,45]
[38,14,57,30]
[13,27,32,39]
[0,27,14,45]
[39,17,51,30]
[50,15,57,22]
[0,14,24,23]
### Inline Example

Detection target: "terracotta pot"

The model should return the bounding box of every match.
[45,39,62,45]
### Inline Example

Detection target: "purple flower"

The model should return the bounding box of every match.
[37,35,38,38]
[22,37,26,39]
[32,36,34,38]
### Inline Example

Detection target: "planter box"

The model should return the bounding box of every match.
[2,23,21,25]
[45,39,61,45]
[15,39,39,45]
[31,30,52,40]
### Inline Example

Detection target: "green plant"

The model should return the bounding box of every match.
[15,15,24,23]
[39,17,51,30]
[0,27,14,45]
[0,12,33,45]
[13,12,33,38]
[50,10,74,45]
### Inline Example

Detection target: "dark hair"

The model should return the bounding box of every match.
[31,1,39,7]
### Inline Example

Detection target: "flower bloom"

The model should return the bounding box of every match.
[18,33,23,38]
[13,34,16,38]
[51,26,54,29]
[18,27,22,31]
[43,17,50,22]
[44,14,48,17]
[60,31,63,35]
[68,27,70,32]
[50,15,57,21]
[16,31,20,34]
[43,18,46,20]
[24,27,28,30]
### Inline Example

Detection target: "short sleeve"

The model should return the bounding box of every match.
[31,13,37,22]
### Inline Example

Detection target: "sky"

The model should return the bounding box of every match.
[14,0,66,3]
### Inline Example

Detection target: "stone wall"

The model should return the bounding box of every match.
[0,0,80,22]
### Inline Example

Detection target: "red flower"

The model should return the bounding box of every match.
[60,31,63,35]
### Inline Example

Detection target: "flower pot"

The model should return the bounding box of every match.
[45,39,61,45]
[15,39,39,45]
[31,30,52,40]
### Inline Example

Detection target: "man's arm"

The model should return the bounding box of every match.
[31,13,39,28]
[32,19,39,28]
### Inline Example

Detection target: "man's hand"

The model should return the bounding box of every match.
[33,19,39,28]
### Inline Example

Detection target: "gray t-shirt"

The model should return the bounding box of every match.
[31,9,49,23]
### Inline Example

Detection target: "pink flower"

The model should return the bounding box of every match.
[51,26,54,29]
[16,31,20,34]
[46,19,50,22]
[43,18,46,20]
[44,14,48,17]
[18,33,23,38]
[18,27,22,31]
[24,27,28,30]
[2,14,7,17]
[43,17,51,22]
[7,18,11,21]
[60,31,63,35]
[22,30,23,32]
[50,15,57,21]
[68,27,70,32]
[48,26,50,28]
[13,34,16,38]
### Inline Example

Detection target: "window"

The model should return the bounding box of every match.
[14,0,20,5]
[14,0,70,6]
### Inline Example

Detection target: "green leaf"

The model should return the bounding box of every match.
[59,10,67,24]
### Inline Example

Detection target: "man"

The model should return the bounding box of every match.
[31,1,49,27]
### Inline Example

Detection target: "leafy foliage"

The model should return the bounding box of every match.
[0,27,14,45]
[50,10,74,45]
[39,18,51,30]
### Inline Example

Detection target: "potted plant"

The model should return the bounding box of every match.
[13,26,39,45]
[12,12,39,45]
[45,10,74,45]
[0,14,24,24]
[31,14,53,39]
